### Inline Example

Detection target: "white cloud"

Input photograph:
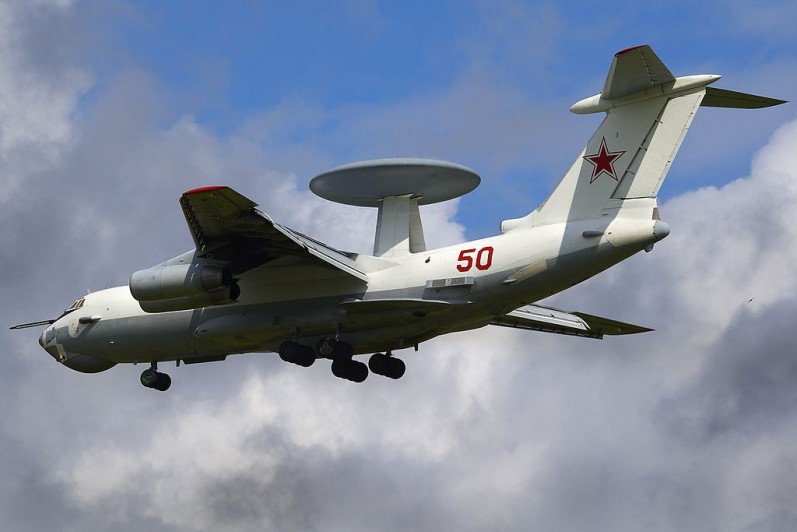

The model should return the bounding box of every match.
[3,2,797,531]
[12,110,797,530]
[0,2,88,148]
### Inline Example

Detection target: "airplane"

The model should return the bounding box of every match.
[11,45,785,391]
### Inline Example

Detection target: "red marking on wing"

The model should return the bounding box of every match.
[184,185,226,195]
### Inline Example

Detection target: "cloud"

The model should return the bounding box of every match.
[3,2,797,531]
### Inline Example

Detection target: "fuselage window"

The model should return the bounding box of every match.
[65,298,85,313]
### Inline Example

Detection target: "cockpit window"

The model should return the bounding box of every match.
[65,298,85,313]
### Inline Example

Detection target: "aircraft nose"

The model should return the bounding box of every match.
[39,326,62,361]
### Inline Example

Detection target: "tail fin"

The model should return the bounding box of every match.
[503,45,785,231]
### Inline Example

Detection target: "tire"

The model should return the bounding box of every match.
[155,372,172,391]
[331,359,348,379]
[348,360,368,383]
[317,338,336,358]
[297,345,316,367]
[140,368,158,388]
[279,341,296,362]
[368,353,387,374]
[387,357,406,379]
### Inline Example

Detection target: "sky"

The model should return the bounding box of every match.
[2,1,797,530]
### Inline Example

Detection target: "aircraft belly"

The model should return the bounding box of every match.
[73,314,199,363]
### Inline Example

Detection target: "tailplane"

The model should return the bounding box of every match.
[502,45,785,231]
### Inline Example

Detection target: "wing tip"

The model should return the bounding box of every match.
[184,185,227,196]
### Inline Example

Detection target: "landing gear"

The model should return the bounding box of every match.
[140,363,171,391]
[368,352,406,380]
[286,336,408,383]
[316,337,353,359]
[318,337,368,383]
[331,358,369,383]
[278,341,316,367]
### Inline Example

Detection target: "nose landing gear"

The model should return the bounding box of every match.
[140,362,171,391]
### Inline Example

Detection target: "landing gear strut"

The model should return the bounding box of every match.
[140,362,171,391]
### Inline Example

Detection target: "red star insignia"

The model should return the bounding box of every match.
[583,137,625,183]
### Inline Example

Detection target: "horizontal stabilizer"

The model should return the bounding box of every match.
[572,311,653,335]
[490,304,652,339]
[602,45,675,100]
[701,87,787,109]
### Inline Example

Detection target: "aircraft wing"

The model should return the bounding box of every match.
[490,304,652,339]
[179,186,367,281]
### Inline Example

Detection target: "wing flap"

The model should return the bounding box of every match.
[490,304,651,339]
[340,298,463,314]
[339,298,465,328]
[572,311,653,335]
[269,219,368,281]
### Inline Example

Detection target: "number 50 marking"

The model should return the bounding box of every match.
[456,246,494,272]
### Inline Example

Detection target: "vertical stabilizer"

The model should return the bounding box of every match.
[502,45,784,232]
[524,46,714,227]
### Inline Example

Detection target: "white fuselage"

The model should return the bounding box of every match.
[40,215,664,373]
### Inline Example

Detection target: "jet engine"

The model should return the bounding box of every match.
[129,262,240,313]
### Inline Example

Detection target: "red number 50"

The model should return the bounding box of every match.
[456,246,494,272]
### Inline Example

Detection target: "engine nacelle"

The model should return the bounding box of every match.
[130,263,240,313]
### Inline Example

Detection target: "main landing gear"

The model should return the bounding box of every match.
[317,337,367,383]
[140,362,171,391]
[368,352,405,380]
[279,341,316,367]
[278,337,408,382]
[314,337,405,383]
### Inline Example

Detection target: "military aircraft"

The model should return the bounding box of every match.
[12,45,785,390]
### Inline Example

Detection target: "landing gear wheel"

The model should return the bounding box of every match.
[368,353,405,379]
[155,372,171,391]
[331,358,348,379]
[140,368,171,391]
[279,341,316,367]
[140,368,158,387]
[347,360,368,383]
[331,359,368,383]
[317,337,353,359]
[316,337,336,358]
[387,357,405,379]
